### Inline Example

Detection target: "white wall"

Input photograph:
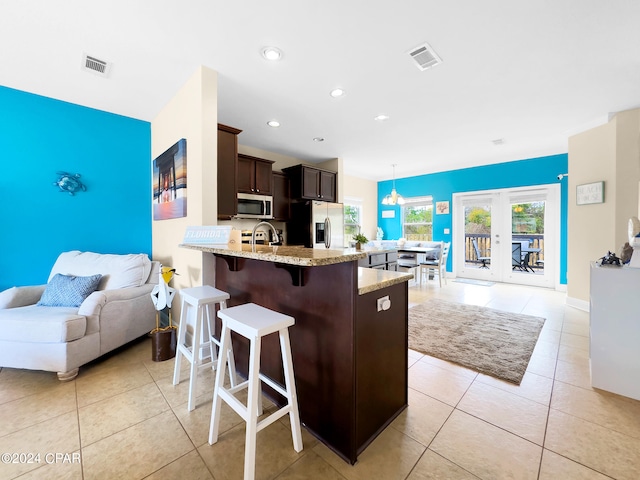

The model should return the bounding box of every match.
[567,108,640,305]
[343,174,378,241]
[151,66,218,314]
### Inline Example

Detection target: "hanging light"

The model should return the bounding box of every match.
[381,164,405,205]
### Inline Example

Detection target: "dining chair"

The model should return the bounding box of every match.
[420,242,450,287]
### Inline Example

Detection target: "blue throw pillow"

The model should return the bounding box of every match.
[37,273,102,307]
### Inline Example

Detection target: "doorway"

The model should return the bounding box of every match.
[453,185,560,288]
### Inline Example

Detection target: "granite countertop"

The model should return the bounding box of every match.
[180,243,367,266]
[357,267,414,295]
[357,246,398,254]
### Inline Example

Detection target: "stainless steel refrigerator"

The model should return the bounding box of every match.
[287,201,345,249]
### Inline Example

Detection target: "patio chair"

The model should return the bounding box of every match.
[471,239,490,268]
[512,242,525,270]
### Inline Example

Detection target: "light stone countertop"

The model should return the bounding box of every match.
[356,246,399,253]
[181,243,413,294]
[357,267,414,295]
[180,243,367,266]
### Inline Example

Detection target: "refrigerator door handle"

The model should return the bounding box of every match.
[325,217,331,248]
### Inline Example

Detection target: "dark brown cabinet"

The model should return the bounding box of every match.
[284,164,337,202]
[318,170,336,201]
[237,154,274,195]
[213,255,408,464]
[272,172,291,221]
[217,124,242,219]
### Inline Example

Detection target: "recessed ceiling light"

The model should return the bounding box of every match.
[313,137,325,142]
[374,114,390,121]
[261,47,283,61]
[329,88,345,98]
[267,120,280,128]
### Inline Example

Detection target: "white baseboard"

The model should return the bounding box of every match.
[566,296,589,312]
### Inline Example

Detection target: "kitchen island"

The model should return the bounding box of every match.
[181,243,412,464]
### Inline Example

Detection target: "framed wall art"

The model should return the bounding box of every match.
[576,181,604,206]
[436,201,450,214]
[153,138,187,220]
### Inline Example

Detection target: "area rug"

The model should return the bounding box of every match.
[453,278,495,286]
[408,299,545,384]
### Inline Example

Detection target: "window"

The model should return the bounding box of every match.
[402,196,433,241]
[344,200,362,245]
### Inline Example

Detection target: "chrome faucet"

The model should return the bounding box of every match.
[251,221,279,247]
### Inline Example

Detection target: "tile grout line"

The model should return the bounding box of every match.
[144,359,220,479]
[74,378,86,480]
[537,303,617,480]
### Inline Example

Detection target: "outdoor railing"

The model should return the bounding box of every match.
[464,233,545,269]
[403,233,545,269]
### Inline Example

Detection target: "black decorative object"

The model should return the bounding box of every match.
[598,251,621,266]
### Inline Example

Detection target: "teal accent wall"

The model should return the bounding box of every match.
[378,154,569,284]
[0,86,151,290]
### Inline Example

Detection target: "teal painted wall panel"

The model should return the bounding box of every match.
[0,86,151,290]
[378,154,568,284]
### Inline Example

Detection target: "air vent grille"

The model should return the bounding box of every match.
[81,53,112,77]
[408,42,442,71]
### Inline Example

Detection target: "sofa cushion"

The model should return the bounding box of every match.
[49,251,152,290]
[37,274,102,307]
[0,305,86,343]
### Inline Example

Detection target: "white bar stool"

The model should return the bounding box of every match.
[209,302,303,480]
[173,285,237,412]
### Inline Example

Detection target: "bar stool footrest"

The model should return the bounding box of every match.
[256,405,292,432]
[258,374,287,398]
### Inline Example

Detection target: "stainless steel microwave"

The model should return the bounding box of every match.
[236,193,274,219]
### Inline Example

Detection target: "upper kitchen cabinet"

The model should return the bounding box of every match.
[218,123,242,219]
[272,172,291,221]
[237,154,274,195]
[284,164,337,202]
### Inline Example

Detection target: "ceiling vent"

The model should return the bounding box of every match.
[81,53,112,77]
[408,42,442,71]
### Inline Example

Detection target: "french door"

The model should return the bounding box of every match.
[453,185,559,288]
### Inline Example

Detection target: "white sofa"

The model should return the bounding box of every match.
[0,251,159,380]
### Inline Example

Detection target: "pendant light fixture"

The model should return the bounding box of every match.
[381,164,405,205]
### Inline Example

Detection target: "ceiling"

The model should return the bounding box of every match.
[2,1,640,181]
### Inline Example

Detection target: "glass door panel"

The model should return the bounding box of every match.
[454,194,499,281]
[510,201,545,275]
[503,192,554,288]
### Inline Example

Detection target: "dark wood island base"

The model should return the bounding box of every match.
[182,244,412,464]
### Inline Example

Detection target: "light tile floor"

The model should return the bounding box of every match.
[2,281,640,479]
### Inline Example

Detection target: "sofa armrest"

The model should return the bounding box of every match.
[0,285,46,309]
[79,284,155,317]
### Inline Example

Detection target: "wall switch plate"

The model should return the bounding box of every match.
[444,228,450,234]
[377,295,391,312]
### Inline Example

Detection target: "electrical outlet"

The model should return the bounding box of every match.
[377,295,391,312]
[444,228,450,234]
